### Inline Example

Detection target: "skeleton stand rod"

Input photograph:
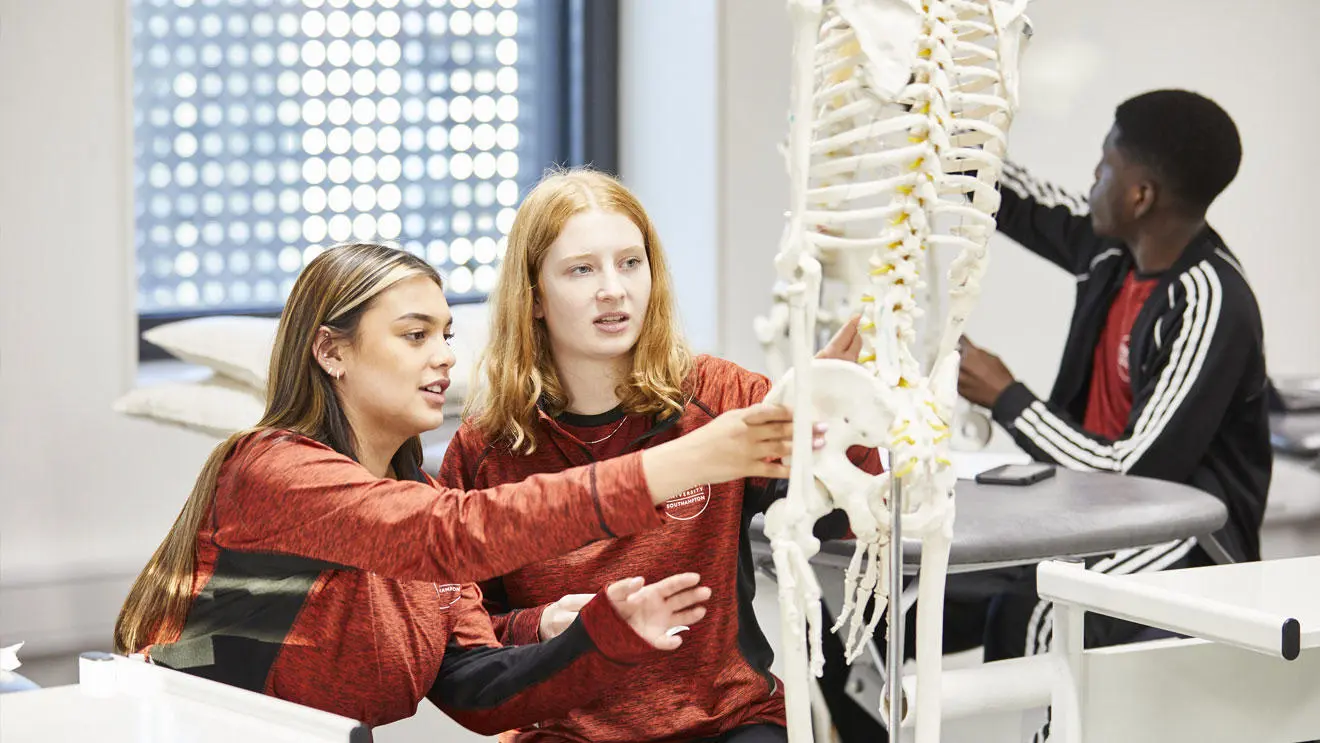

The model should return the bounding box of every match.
[886,474,905,741]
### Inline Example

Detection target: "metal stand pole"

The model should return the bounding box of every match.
[886,474,905,741]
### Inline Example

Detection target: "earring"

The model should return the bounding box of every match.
[335,370,344,380]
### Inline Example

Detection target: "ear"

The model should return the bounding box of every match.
[532,289,545,320]
[1132,176,1158,220]
[313,326,349,379]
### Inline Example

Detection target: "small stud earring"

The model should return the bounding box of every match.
[336,370,344,380]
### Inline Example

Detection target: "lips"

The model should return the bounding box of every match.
[420,379,449,405]
[594,312,630,333]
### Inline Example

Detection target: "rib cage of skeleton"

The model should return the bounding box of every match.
[756,1,1032,741]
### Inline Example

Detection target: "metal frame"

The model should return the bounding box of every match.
[1039,556,1320,742]
[1037,558,1316,661]
[885,475,906,738]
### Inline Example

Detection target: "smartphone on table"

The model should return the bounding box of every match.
[974,462,1056,486]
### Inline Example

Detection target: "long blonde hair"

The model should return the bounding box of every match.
[114,243,443,654]
[467,168,692,453]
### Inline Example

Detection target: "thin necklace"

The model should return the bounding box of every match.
[582,417,627,445]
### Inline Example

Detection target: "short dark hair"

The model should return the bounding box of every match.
[1113,89,1242,212]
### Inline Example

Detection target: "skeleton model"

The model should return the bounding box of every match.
[757,1,1032,741]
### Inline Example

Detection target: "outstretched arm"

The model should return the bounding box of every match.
[997,161,1109,275]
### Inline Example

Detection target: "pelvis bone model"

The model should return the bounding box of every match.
[757,1,1032,741]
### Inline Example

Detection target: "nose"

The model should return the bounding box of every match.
[431,337,456,370]
[596,267,625,302]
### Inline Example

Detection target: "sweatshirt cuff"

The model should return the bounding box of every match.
[991,381,1037,427]
[575,587,656,666]
[507,605,547,646]
[590,453,666,539]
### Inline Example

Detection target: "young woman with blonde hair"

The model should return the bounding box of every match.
[440,170,879,743]
[114,243,813,734]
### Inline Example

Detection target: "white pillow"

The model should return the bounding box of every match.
[142,316,278,392]
[142,304,491,402]
[113,374,266,438]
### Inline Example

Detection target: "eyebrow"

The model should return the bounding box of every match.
[560,246,645,262]
[395,313,452,328]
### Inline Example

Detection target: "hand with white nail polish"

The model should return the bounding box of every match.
[605,573,710,651]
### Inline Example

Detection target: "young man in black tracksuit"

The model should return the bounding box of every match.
[963,89,1271,574]
[823,90,1273,743]
[957,89,1271,741]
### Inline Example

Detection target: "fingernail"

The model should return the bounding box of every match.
[814,422,829,432]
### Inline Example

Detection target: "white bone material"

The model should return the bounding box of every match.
[758,1,1032,741]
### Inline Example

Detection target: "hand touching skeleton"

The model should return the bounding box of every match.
[757,1,1032,741]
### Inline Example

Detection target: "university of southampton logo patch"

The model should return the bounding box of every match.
[664,484,711,521]
[433,583,463,609]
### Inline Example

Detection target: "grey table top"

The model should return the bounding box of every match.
[749,469,1228,571]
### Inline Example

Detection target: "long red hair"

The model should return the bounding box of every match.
[466,168,692,453]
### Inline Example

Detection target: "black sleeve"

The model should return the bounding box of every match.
[428,589,655,735]
[997,161,1109,275]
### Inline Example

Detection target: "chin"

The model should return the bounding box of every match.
[587,338,638,360]
[408,410,447,435]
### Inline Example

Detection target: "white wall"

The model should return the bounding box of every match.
[713,0,1320,389]
[0,0,220,655]
[618,0,720,354]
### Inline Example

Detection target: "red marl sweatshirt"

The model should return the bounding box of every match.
[142,430,671,733]
[440,356,881,742]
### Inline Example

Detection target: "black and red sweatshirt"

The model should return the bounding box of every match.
[439,355,881,742]
[142,430,670,733]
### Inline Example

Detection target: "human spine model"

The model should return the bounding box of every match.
[757,1,1032,741]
